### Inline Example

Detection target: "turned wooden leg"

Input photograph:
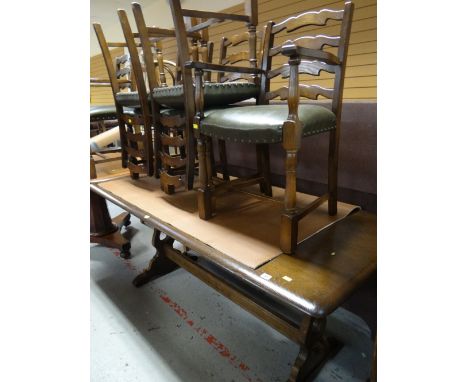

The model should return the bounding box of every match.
[90,190,131,258]
[143,118,154,177]
[90,156,97,180]
[185,120,196,191]
[197,136,215,220]
[206,136,216,180]
[281,149,299,254]
[256,143,272,197]
[150,99,161,179]
[218,139,229,181]
[133,229,179,287]
[117,116,128,168]
[289,317,340,382]
[328,129,339,216]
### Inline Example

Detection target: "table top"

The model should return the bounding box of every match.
[91,176,376,318]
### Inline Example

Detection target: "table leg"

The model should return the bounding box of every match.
[289,317,341,382]
[133,229,179,287]
[90,190,131,258]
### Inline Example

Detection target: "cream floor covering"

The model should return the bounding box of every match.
[99,176,359,268]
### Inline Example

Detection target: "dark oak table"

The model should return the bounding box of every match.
[90,176,376,382]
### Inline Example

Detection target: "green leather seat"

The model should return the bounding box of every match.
[115,91,140,108]
[153,82,259,109]
[90,105,136,121]
[199,104,336,143]
[159,106,230,119]
[116,83,258,110]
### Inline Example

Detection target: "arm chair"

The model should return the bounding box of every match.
[93,23,154,178]
[189,2,354,254]
[164,0,262,192]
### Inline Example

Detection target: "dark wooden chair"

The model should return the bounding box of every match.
[167,0,262,190]
[189,2,355,254]
[129,3,212,194]
[93,23,154,179]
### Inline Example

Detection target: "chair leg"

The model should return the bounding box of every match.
[206,136,214,181]
[280,213,298,254]
[218,139,229,181]
[256,143,272,197]
[197,135,215,219]
[205,136,216,179]
[150,100,161,179]
[142,117,154,177]
[185,121,196,191]
[328,130,339,216]
[280,148,299,254]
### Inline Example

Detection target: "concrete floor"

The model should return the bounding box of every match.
[91,202,373,382]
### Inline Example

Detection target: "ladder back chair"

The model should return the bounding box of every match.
[128,3,213,194]
[168,0,261,190]
[93,23,154,178]
[190,2,355,254]
[213,28,264,180]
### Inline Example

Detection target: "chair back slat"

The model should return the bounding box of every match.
[220,73,255,83]
[115,66,131,78]
[260,2,353,105]
[266,84,333,101]
[271,8,345,34]
[181,9,251,23]
[225,31,250,47]
[270,35,340,56]
[267,60,336,79]
[115,54,129,65]
[222,51,251,65]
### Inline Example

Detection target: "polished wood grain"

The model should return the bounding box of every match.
[177,0,274,208]
[191,2,354,255]
[90,190,131,258]
[170,0,261,193]
[118,9,155,176]
[91,178,376,380]
[93,23,153,177]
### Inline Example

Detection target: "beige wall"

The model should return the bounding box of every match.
[90,0,376,105]
[90,47,124,105]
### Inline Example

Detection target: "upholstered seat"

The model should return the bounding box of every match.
[90,105,136,121]
[199,104,336,144]
[153,82,259,109]
[115,91,140,108]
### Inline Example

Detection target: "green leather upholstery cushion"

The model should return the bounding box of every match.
[199,104,336,143]
[115,91,140,108]
[159,107,232,121]
[153,82,259,109]
[90,105,135,121]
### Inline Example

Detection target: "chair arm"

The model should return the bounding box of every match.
[280,41,340,66]
[185,61,263,75]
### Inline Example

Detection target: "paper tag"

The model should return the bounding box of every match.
[260,273,272,281]
[282,276,292,282]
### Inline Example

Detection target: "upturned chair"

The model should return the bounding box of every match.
[168,0,263,189]
[127,3,213,194]
[189,2,355,254]
[93,23,154,178]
